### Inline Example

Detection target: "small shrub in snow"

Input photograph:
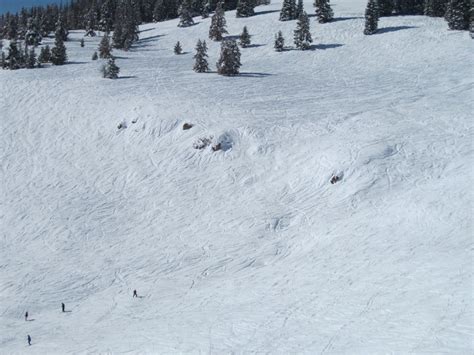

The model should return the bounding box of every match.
[239,26,251,48]
[102,57,120,79]
[174,41,183,54]
[92,51,98,60]
[274,31,285,51]
[38,45,51,63]
[99,33,112,59]
[50,32,68,65]
[80,38,85,47]
[183,123,194,130]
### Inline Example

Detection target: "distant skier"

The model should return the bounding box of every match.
[25,311,28,321]
[133,290,138,298]
[61,303,65,312]
[27,335,31,346]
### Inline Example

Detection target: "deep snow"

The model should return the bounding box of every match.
[0,0,473,353]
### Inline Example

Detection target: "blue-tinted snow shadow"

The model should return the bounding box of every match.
[117,76,137,79]
[254,9,280,16]
[377,26,417,34]
[224,35,241,41]
[238,72,273,78]
[67,61,88,65]
[136,34,165,44]
[287,43,344,51]
[332,16,363,22]
[244,44,266,48]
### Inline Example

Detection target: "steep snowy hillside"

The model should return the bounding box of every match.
[1,0,473,353]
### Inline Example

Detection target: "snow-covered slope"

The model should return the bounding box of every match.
[1,0,473,353]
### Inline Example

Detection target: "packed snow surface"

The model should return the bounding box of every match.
[1,0,473,353]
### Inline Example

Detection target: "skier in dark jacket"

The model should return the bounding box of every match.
[27,335,31,346]
[25,311,28,321]
[133,290,138,298]
[61,303,65,312]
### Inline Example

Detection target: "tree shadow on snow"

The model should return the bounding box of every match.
[238,72,272,78]
[117,76,137,79]
[136,34,165,44]
[287,43,344,51]
[67,61,88,65]
[377,26,417,34]
[332,16,363,22]
[245,44,266,48]
[224,35,241,41]
[139,28,156,34]
[254,9,280,16]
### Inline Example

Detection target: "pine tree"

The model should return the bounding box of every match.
[364,0,379,35]
[470,5,474,38]
[280,0,298,21]
[38,45,51,63]
[314,0,334,23]
[6,41,21,69]
[379,0,394,16]
[178,0,195,27]
[55,16,68,41]
[274,30,285,51]
[85,8,97,37]
[239,26,251,47]
[26,47,36,68]
[294,12,312,49]
[1,52,6,69]
[99,0,114,33]
[193,39,209,72]
[236,0,255,17]
[201,2,211,18]
[217,39,241,75]
[99,33,112,58]
[50,30,67,65]
[102,56,120,78]
[80,38,85,47]
[113,0,140,50]
[174,41,182,54]
[92,51,99,60]
[296,0,304,18]
[25,17,42,46]
[209,1,228,41]
[445,0,469,30]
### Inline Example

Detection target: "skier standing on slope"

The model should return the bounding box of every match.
[27,335,31,346]
[61,303,65,312]
[133,290,138,298]
[25,311,28,321]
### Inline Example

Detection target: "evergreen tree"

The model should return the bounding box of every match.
[174,41,182,54]
[25,17,42,46]
[6,40,21,69]
[92,51,99,60]
[470,5,474,38]
[193,39,209,72]
[314,0,334,23]
[99,0,114,33]
[80,38,85,47]
[38,45,51,63]
[51,30,67,65]
[1,52,6,69]
[395,0,424,14]
[296,0,304,18]
[216,39,241,75]
[294,11,312,49]
[379,0,394,16]
[274,30,285,51]
[239,26,251,47]
[178,0,195,27]
[236,0,255,17]
[55,16,68,41]
[364,0,379,35]
[26,47,36,68]
[209,1,228,41]
[85,7,97,37]
[201,2,211,18]
[102,56,120,78]
[99,33,112,58]
[445,0,469,30]
[280,0,298,21]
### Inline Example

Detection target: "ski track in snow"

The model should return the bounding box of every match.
[0,0,473,353]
